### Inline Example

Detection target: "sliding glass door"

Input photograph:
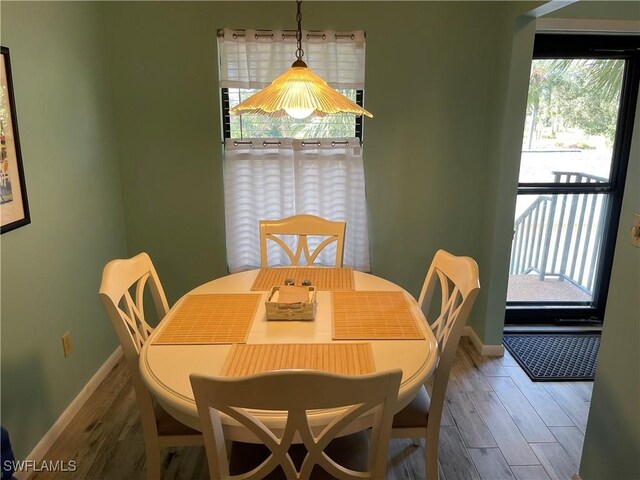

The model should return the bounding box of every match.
[506,34,640,324]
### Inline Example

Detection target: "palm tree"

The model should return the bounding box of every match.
[526,58,624,147]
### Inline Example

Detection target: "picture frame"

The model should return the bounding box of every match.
[1,46,30,234]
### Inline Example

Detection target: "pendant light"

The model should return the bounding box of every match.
[229,0,373,119]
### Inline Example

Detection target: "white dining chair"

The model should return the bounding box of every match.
[99,252,203,479]
[390,250,480,480]
[190,369,402,480]
[259,214,346,268]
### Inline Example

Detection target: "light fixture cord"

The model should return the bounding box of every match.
[295,0,304,61]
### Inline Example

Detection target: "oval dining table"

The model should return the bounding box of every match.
[139,268,438,442]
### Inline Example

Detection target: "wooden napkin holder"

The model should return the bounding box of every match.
[265,286,317,321]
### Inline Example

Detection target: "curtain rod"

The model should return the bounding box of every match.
[217,29,358,40]
[225,140,360,147]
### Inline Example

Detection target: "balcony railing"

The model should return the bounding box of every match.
[509,171,608,297]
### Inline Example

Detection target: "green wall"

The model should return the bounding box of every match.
[0,2,126,458]
[474,5,538,345]
[580,86,640,480]
[102,1,520,311]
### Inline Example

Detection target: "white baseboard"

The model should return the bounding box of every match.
[17,346,123,480]
[463,326,505,357]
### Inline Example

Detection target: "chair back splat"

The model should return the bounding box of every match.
[259,214,346,267]
[191,369,402,480]
[99,252,202,480]
[391,249,480,480]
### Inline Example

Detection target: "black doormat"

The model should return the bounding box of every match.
[503,333,600,381]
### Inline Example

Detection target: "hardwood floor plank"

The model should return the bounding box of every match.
[445,390,497,448]
[99,439,147,480]
[438,425,481,480]
[72,360,131,430]
[468,391,539,466]
[386,439,424,480]
[31,378,136,480]
[543,384,590,433]
[567,382,593,403]
[461,339,509,377]
[439,461,447,480]
[447,373,470,394]
[452,350,495,392]
[30,360,131,476]
[504,367,574,427]
[469,448,516,480]
[511,465,552,480]
[116,395,145,442]
[549,427,584,466]
[161,447,209,480]
[441,401,455,426]
[84,385,146,480]
[386,440,413,480]
[30,345,589,480]
[487,377,556,443]
[498,349,519,367]
[530,443,579,480]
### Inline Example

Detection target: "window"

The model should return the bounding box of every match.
[218,29,371,272]
[222,88,363,140]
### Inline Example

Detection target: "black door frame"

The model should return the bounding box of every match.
[506,34,640,325]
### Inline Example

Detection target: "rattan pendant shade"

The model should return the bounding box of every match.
[229,60,373,119]
[228,0,372,120]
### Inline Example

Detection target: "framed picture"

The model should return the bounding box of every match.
[1,46,30,234]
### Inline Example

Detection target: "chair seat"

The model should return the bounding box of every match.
[392,385,430,429]
[229,431,369,479]
[154,402,201,437]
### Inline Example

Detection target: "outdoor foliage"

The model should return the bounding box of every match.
[525,59,624,148]
[228,88,357,139]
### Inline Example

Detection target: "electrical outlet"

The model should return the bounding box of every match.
[62,332,73,358]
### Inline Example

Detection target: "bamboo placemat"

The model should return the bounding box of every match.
[332,291,425,340]
[153,294,260,345]
[221,343,375,377]
[251,267,355,291]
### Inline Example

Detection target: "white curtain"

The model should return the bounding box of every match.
[224,138,370,272]
[218,28,366,89]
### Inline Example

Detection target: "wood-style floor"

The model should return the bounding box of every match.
[29,338,592,480]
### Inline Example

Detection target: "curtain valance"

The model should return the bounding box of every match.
[218,28,366,89]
